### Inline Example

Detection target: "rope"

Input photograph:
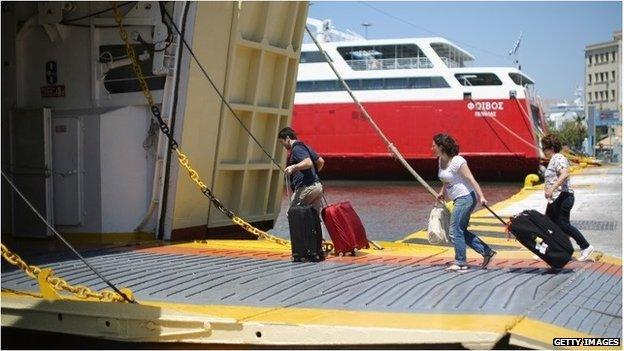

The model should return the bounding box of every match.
[1,171,135,303]
[482,99,542,153]
[111,2,288,246]
[305,25,442,201]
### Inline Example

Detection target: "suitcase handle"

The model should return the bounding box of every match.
[483,204,507,225]
[483,204,515,241]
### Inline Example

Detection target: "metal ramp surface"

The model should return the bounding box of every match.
[2,239,621,349]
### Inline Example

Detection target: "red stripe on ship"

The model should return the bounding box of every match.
[293,98,541,180]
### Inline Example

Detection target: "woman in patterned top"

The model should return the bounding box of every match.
[541,134,594,261]
[433,134,496,272]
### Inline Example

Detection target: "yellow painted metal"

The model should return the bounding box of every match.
[523,173,540,188]
[1,292,519,346]
[401,229,522,249]
[467,224,507,232]
[37,269,62,300]
[1,243,132,303]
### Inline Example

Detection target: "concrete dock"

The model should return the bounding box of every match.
[1,165,621,349]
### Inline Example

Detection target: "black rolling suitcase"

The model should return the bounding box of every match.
[484,206,573,269]
[287,205,324,262]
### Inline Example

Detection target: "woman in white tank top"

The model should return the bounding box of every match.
[433,134,496,272]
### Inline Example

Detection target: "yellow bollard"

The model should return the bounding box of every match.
[523,174,540,189]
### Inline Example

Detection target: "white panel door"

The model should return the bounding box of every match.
[52,117,83,225]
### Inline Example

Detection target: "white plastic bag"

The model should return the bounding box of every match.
[427,204,451,244]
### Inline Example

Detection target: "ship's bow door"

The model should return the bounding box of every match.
[8,108,54,237]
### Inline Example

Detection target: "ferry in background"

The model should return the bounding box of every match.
[293,19,547,180]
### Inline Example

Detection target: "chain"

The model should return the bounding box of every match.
[111,3,288,246]
[1,243,127,302]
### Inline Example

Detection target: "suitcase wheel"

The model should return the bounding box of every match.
[292,256,302,262]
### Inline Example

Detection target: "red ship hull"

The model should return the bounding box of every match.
[292,98,541,180]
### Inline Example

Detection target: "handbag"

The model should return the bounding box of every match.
[427,203,451,244]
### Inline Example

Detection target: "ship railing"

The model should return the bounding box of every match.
[345,57,433,70]
[440,56,462,68]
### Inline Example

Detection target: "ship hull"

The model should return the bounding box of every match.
[293,98,540,180]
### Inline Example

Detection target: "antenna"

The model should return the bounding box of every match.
[361,22,372,39]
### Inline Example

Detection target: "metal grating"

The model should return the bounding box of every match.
[0,248,572,314]
[2,247,620,338]
[570,220,618,231]
[525,262,622,338]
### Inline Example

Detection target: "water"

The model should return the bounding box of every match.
[269,180,522,241]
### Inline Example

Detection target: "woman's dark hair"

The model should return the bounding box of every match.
[433,133,459,157]
[278,127,298,140]
[541,133,562,153]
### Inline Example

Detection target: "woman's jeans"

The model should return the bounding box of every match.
[545,191,590,250]
[451,192,493,266]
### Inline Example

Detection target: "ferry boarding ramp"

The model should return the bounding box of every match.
[2,166,621,349]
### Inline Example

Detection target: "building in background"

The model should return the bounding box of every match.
[585,30,622,161]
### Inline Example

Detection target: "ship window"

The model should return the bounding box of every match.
[361,79,384,90]
[296,76,449,92]
[336,44,432,71]
[385,78,408,89]
[430,42,472,68]
[314,80,339,91]
[345,79,361,90]
[296,81,313,91]
[300,51,330,63]
[508,73,534,86]
[455,73,502,86]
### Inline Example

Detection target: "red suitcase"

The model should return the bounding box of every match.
[321,201,369,255]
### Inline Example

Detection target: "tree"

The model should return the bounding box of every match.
[551,119,587,150]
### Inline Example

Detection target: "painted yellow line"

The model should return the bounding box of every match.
[360,241,449,257]
[597,254,621,266]
[468,225,507,233]
[242,307,520,333]
[181,240,290,252]
[509,317,621,350]
[469,217,507,224]
[399,230,427,242]
[400,230,521,249]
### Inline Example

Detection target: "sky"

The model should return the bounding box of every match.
[306,1,622,102]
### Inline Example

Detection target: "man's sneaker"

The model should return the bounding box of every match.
[444,264,469,272]
[481,251,497,269]
[578,245,595,261]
